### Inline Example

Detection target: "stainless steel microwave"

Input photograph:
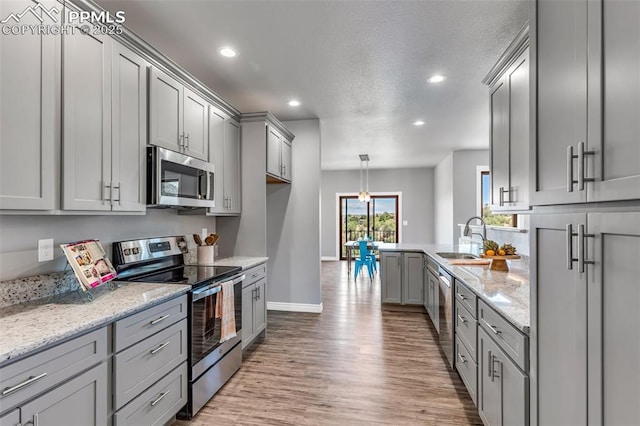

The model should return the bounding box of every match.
[147,146,215,208]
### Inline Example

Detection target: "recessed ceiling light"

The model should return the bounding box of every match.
[288,99,300,107]
[413,120,425,126]
[427,74,446,83]
[219,47,237,58]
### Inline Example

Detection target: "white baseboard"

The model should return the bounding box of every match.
[267,302,323,313]
[321,256,339,261]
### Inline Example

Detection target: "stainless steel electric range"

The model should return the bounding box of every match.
[113,236,244,419]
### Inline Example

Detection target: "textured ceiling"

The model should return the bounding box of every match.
[97,0,528,170]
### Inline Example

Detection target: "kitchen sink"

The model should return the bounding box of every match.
[436,252,479,260]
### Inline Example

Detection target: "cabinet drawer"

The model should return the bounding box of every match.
[0,327,107,413]
[243,263,266,287]
[478,300,528,371]
[114,295,187,353]
[455,301,477,361]
[456,336,477,406]
[0,409,19,426]
[114,362,187,426]
[113,319,187,409]
[455,281,477,318]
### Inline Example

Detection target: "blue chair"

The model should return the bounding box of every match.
[354,240,375,279]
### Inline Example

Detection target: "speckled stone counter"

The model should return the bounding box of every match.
[0,282,190,364]
[379,243,530,334]
[209,256,268,270]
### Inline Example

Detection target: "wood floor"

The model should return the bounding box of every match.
[174,261,482,425]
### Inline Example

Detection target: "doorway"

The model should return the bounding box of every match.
[339,195,399,259]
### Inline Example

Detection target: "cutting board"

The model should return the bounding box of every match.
[447,259,492,266]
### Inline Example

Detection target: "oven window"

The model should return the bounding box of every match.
[191,282,242,366]
[161,160,205,199]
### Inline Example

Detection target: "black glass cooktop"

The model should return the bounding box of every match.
[131,265,241,287]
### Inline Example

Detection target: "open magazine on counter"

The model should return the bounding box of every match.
[60,240,117,291]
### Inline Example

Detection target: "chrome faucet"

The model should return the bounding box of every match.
[463,216,487,243]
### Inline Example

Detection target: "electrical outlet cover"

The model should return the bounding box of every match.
[38,239,54,262]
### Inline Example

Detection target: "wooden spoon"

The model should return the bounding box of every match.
[193,234,203,246]
[204,234,215,246]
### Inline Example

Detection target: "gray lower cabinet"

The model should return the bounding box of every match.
[241,263,267,349]
[455,281,478,406]
[0,0,58,211]
[532,212,640,425]
[425,267,439,330]
[478,327,528,426]
[381,251,424,306]
[0,409,19,426]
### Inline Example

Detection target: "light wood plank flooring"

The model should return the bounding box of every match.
[174,261,481,425]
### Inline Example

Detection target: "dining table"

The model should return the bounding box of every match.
[344,240,385,276]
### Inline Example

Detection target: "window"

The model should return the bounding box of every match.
[480,171,517,227]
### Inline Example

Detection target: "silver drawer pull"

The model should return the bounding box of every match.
[150,314,170,325]
[150,390,170,407]
[2,372,48,396]
[150,341,170,355]
[251,273,259,278]
[483,319,501,335]
[456,292,467,300]
[458,353,467,364]
[457,314,467,324]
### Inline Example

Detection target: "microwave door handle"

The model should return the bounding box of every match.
[207,171,212,202]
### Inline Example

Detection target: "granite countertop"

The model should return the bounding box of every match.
[379,243,530,334]
[0,282,190,365]
[211,256,268,270]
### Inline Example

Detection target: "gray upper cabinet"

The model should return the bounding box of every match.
[380,252,402,304]
[207,107,226,214]
[62,28,113,211]
[207,109,241,215]
[532,0,639,205]
[149,67,208,161]
[484,26,530,212]
[63,32,147,212]
[0,0,58,211]
[586,0,640,202]
[402,252,424,305]
[266,125,292,183]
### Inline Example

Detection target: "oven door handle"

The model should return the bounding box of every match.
[191,274,245,302]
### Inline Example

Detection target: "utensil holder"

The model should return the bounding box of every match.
[197,245,215,266]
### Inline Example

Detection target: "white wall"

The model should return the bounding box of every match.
[435,153,454,245]
[267,119,322,306]
[321,167,435,258]
[0,209,216,281]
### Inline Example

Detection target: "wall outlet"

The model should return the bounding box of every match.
[38,239,54,262]
[403,220,409,226]
[201,228,208,240]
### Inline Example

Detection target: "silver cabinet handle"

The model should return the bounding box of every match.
[2,372,48,396]
[456,292,466,301]
[104,182,112,202]
[179,133,184,149]
[566,224,579,270]
[150,341,170,355]
[112,182,121,204]
[253,288,257,301]
[458,353,467,364]
[185,133,190,150]
[257,286,261,299]
[492,354,501,381]
[578,224,595,273]
[251,272,259,278]
[567,145,578,192]
[457,314,467,324]
[488,350,493,378]
[482,319,500,335]
[228,196,232,210]
[150,314,170,325]
[24,413,39,426]
[499,187,512,206]
[577,141,595,191]
[150,390,170,407]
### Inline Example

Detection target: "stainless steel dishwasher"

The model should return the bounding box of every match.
[437,266,454,368]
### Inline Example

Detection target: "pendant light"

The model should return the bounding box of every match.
[358,154,371,202]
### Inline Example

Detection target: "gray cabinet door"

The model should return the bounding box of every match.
[149,67,183,153]
[402,253,424,305]
[0,409,19,426]
[281,139,292,182]
[254,278,267,335]
[489,77,510,210]
[241,284,255,349]
[20,362,107,426]
[587,213,640,425]
[531,0,588,205]
[224,119,242,213]
[0,0,58,210]
[478,327,501,426]
[380,252,402,304]
[111,42,147,213]
[530,213,587,426]
[498,342,529,426]
[587,1,640,202]
[423,280,429,313]
[182,87,208,161]
[506,48,529,210]
[207,107,226,214]
[266,126,282,177]
[62,29,112,211]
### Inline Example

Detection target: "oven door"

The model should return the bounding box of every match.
[190,274,243,379]
[149,146,215,208]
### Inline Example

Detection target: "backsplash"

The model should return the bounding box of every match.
[0,271,80,308]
